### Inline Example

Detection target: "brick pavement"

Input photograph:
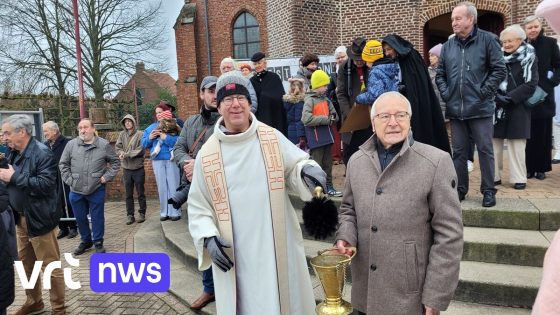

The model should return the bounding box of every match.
[8,201,195,315]
[8,149,559,315]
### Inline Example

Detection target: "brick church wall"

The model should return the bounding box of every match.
[175,0,553,118]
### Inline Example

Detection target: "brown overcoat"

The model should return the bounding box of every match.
[336,134,463,314]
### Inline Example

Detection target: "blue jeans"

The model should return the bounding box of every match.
[69,186,106,244]
[202,268,214,294]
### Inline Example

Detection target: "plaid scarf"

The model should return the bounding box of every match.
[499,43,536,92]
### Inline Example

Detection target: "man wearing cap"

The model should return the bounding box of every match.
[250,51,288,136]
[187,74,325,314]
[173,75,220,310]
[337,37,370,164]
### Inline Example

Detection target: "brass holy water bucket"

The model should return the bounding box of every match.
[310,247,356,315]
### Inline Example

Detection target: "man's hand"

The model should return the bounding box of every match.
[0,164,15,182]
[183,159,195,182]
[119,153,125,160]
[301,164,327,195]
[204,236,234,272]
[425,306,440,315]
[149,129,161,140]
[100,176,106,184]
[336,239,354,256]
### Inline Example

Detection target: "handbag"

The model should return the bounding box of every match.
[524,86,548,108]
[507,65,548,108]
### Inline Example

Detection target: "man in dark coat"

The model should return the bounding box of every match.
[43,121,77,239]
[523,16,560,180]
[337,38,370,165]
[436,2,507,207]
[382,34,451,155]
[0,154,15,315]
[250,52,288,136]
[0,114,66,315]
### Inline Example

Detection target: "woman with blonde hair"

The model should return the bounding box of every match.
[283,77,307,149]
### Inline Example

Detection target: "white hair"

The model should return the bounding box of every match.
[370,91,412,119]
[522,15,542,27]
[43,121,60,132]
[2,114,33,135]
[334,46,347,57]
[456,1,478,24]
[220,57,236,73]
[500,24,527,41]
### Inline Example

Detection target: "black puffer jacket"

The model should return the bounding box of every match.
[436,26,507,120]
[7,138,61,237]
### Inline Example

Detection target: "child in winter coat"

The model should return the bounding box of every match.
[302,70,342,197]
[283,77,306,149]
[355,40,399,106]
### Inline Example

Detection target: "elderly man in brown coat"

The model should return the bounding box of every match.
[336,91,463,315]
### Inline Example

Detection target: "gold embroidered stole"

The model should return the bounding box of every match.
[198,124,291,314]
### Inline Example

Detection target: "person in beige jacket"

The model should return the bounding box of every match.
[115,114,146,225]
[336,91,463,315]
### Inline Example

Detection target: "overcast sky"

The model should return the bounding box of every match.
[160,0,184,79]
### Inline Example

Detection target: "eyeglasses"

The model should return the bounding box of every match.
[222,95,249,106]
[374,111,409,123]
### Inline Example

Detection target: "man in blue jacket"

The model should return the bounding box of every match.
[436,1,506,207]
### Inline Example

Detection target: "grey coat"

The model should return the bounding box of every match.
[336,134,463,314]
[59,136,120,195]
[173,110,220,168]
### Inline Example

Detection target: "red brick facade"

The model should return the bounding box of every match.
[174,0,553,118]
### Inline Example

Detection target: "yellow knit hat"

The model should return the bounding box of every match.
[362,40,383,63]
[310,70,330,89]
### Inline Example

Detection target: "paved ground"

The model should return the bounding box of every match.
[8,150,560,314]
[332,150,560,199]
[8,200,195,315]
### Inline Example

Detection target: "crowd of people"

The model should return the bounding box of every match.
[0,0,559,314]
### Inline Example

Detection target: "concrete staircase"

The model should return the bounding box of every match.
[134,196,560,314]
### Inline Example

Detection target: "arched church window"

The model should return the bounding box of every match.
[233,12,260,59]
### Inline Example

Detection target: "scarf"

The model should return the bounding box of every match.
[499,43,536,92]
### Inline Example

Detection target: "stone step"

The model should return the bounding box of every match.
[455,261,542,309]
[133,211,217,314]
[297,208,551,267]
[462,227,550,267]
[442,301,531,315]
[289,195,560,231]
[162,216,543,309]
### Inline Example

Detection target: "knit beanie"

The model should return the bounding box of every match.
[429,43,443,57]
[362,40,383,63]
[310,70,330,90]
[216,74,252,106]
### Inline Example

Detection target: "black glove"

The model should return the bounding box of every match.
[204,236,234,272]
[495,94,512,107]
[301,164,327,195]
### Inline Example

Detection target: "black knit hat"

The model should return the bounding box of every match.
[216,74,252,107]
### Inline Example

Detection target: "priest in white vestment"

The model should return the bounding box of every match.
[187,74,326,315]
